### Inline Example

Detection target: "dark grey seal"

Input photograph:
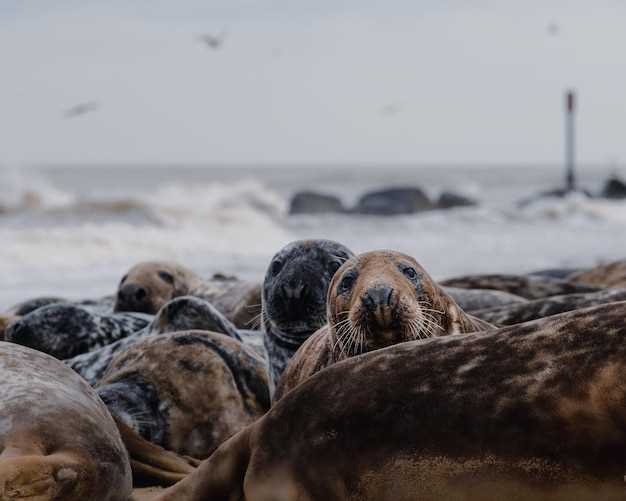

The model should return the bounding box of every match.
[5,304,151,359]
[261,239,354,393]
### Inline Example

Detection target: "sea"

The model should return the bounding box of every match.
[2,164,625,310]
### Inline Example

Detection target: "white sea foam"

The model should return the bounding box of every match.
[2,166,626,309]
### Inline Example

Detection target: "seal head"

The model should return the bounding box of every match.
[328,250,477,358]
[114,261,200,314]
[262,239,354,387]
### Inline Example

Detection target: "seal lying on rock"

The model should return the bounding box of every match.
[5,304,151,359]
[114,261,261,328]
[0,342,132,501]
[67,296,253,386]
[440,273,600,299]
[276,250,492,400]
[97,330,270,460]
[471,287,626,326]
[153,301,626,501]
[261,239,355,392]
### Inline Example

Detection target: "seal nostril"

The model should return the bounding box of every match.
[135,287,147,301]
[362,292,376,311]
[385,288,394,306]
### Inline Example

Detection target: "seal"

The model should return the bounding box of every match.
[261,239,355,392]
[0,342,132,501]
[153,301,626,501]
[97,330,270,460]
[5,303,152,359]
[0,314,17,340]
[67,295,256,386]
[276,250,492,400]
[440,273,601,299]
[443,287,527,311]
[471,287,626,326]
[6,294,116,316]
[570,259,626,288]
[114,261,261,328]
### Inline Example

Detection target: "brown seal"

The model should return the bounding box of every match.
[440,273,600,299]
[570,259,626,288]
[275,250,492,400]
[96,330,270,460]
[152,301,626,501]
[0,314,17,340]
[113,261,261,328]
[471,287,626,326]
[0,342,132,501]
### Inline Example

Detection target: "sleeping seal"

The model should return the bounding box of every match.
[0,342,132,501]
[154,301,626,501]
[97,330,269,460]
[67,295,253,386]
[276,250,492,399]
[5,304,151,359]
[471,287,626,326]
[440,273,600,299]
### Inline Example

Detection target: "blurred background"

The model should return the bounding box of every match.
[2,0,626,308]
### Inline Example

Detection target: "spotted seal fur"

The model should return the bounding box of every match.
[97,330,269,461]
[5,304,151,359]
[440,273,600,299]
[154,301,626,501]
[0,342,132,501]
[471,287,626,326]
[66,296,255,386]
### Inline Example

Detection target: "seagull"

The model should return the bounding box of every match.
[547,20,560,36]
[63,101,99,119]
[379,103,402,117]
[197,31,227,50]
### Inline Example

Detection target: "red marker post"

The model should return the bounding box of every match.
[565,90,576,192]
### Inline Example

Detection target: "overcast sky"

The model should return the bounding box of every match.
[1,1,626,165]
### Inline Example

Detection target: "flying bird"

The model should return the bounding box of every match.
[379,103,403,117]
[63,101,99,119]
[197,31,227,50]
[547,20,560,36]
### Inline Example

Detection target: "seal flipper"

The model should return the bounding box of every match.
[114,418,197,487]
[0,452,84,501]
[155,427,251,501]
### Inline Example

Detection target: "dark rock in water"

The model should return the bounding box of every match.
[354,187,433,215]
[437,191,478,209]
[601,176,626,199]
[289,191,345,215]
[517,188,592,208]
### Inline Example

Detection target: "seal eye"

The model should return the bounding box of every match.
[271,260,283,277]
[403,267,418,280]
[328,260,343,275]
[158,271,175,285]
[339,274,356,293]
[119,274,128,286]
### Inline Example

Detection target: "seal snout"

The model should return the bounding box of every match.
[281,282,308,300]
[361,285,397,330]
[5,320,37,349]
[116,283,149,312]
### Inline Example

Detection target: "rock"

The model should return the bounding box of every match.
[289,191,345,215]
[437,191,478,209]
[354,187,433,215]
[601,176,626,199]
